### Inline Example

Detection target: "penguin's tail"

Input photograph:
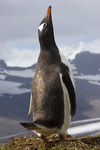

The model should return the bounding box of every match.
[20,122,40,130]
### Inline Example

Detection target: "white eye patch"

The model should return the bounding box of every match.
[38,23,47,32]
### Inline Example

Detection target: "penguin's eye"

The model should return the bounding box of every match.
[38,23,47,32]
[43,23,47,28]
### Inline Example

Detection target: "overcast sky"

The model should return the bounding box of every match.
[0,0,100,67]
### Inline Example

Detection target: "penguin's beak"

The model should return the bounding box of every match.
[46,6,51,19]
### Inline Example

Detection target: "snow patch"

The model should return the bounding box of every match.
[68,122,100,135]
[89,81,100,86]
[0,80,30,95]
[0,74,7,80]
[75,74,100,86]
[0,69,34,78]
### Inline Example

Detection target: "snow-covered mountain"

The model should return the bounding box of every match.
[0,51,100,137]
[0,60,36,94]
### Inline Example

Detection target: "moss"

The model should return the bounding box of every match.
[5,134,100,150]
[0,147,7,150]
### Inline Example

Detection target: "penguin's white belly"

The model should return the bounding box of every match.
[59,73,71,136]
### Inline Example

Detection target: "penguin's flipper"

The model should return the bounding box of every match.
[20,122,40,130]
[61,63,76,116]
[28,93,32,118]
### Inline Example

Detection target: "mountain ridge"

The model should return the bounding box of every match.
[0,51,100,137]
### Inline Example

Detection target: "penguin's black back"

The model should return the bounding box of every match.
[32,48,64,128]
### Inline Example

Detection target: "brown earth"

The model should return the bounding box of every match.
[5,134,100,150]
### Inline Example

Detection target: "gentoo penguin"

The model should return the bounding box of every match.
[20,6,76,139]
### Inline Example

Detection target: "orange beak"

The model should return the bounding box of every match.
[46,6,51,19]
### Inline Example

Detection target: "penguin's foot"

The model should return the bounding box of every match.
[41,135,47,142]
[59,135,65,141]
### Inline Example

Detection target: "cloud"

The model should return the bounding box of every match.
[0,0,100,42]
[59,39,100,60]
[3,48,39,67]
[0,0,100,66]
[0,39,99,67]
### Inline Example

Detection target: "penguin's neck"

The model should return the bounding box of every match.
[38,45,60,66]
[39,36,56,50]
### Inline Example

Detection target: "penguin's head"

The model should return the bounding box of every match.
[38,6,56,49]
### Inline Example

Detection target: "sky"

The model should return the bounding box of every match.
[0,0,100,67]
